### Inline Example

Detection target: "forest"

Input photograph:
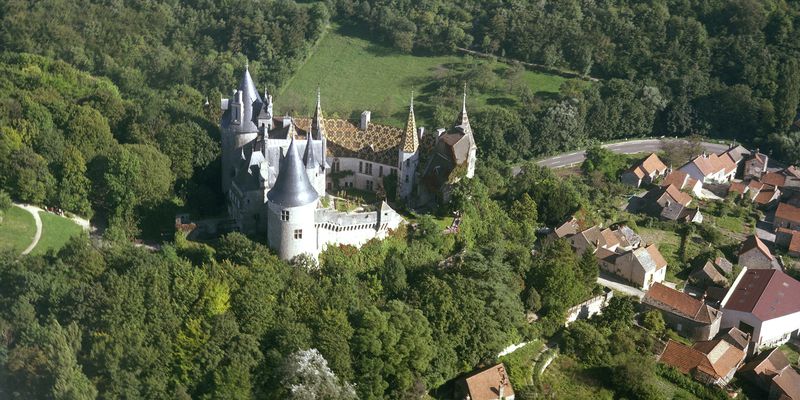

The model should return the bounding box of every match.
[0,0,798,399]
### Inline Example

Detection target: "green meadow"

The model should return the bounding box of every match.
[279,24,570,127]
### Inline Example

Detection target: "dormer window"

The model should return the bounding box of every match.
[231,104,241,125]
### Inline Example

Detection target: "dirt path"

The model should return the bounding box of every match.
[18,205,42,255]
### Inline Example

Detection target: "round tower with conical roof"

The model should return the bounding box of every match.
[221,65,263,193]
[267,135,320,261]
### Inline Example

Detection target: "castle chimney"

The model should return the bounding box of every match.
[360,111,371,131]
[418,127,425,140]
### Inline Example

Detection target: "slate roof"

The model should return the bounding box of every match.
[722,268,800,321]
[266,135,319,207]
[462,363,514,400]
[221,67,263,134]
[777,202,800,225]
[740,235,775,261]
[643,283,720,323]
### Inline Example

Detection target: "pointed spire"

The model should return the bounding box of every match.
[286,117,296,140]
[303,126,318,169]
[311,86,326,139]
[238,62,262,103]
[401,91,418,153]
[454,83,470,132]
[267,135,319,207]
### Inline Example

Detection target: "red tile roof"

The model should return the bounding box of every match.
[790,233,800,255]
[665,184,693,207]
[729,181,748,197]
[662,170,689,188]
[723,268,800,321]
[644,283,718,323]
[687,153,737,176]
[463,363,514,400]
[659,338,744,380]
[635,153,668,177]
[755,189,779,205]
[740,235,775,260]
[762,172,787,187]
[777,202,800,225]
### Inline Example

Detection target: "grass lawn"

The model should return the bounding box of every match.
[637,227,686,281]
[498,341,544,388]
[712,215,746,234]
[780,342,800,367]
[537,357,614,400]
[32,211,83,255]
[0,206,36,253]
[279,23,570,127]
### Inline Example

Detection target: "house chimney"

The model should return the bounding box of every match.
[360,111,371,131]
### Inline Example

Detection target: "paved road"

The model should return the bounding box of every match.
[18,205,42,255]
[533,139,732,170]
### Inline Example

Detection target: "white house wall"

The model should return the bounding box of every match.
[757,311,800,349]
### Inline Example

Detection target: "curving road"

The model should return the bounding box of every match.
[533,138,732,169]
[18,205,42,255]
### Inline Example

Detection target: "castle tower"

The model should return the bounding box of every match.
[398,92,420,201]
[267,135,320,261]
[455,84,477,179]
[221,64,263,192]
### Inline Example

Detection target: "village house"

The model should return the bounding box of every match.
[740,347,800,400]
[567,225,639,255]
[689,260,729,288]
[738,235,779,270]
[641,283,722,340]
[775,227,800,257]
[720,268,800,352]
[775,202,800,231]
[754,187,782,208]
[642,184,702,222]
[744,150,769,180]
[621,153,669,187]
[661,170,704,197]
[761,171,787,188]
[679,152,738,184]
[603,244,668,290]
[658,328,749,386]
[456,363,515,400]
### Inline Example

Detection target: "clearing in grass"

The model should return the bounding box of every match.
[0,206,36,253]
[279,23,570,127]
[33,211,83,255]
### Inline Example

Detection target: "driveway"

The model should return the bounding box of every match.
[528,139,732,171]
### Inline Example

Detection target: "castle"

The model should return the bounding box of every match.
[220,66,476,260]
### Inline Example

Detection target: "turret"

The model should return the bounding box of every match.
[221,64,263,193]
[398,93,420,201]
[266,135,320,261]
[456,84,477,179]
